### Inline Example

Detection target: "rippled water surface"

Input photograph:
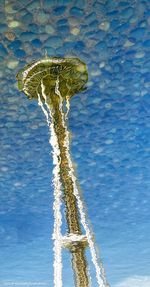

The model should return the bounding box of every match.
[0,0,150,286]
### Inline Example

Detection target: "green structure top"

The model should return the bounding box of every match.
[16,57,88,100]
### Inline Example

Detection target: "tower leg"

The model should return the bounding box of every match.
[42,77,89,287]
[71,245,89,287]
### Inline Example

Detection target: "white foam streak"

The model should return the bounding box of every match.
[54,79,107,287]
[65,96,70,120]
[38,87,63,287]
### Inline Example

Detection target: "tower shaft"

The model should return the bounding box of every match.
[43,81,89,287]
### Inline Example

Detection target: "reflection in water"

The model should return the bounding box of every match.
[16,58,109,287]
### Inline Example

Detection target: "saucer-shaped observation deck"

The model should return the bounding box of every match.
[16,57,88,100]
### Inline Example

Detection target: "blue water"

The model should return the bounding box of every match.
[0,0,150,286]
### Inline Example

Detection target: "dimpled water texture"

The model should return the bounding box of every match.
[0,0,150,287]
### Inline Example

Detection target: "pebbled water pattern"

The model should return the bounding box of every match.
[0,0,150,286]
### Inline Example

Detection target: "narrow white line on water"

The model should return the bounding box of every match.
[38,86,63,287]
